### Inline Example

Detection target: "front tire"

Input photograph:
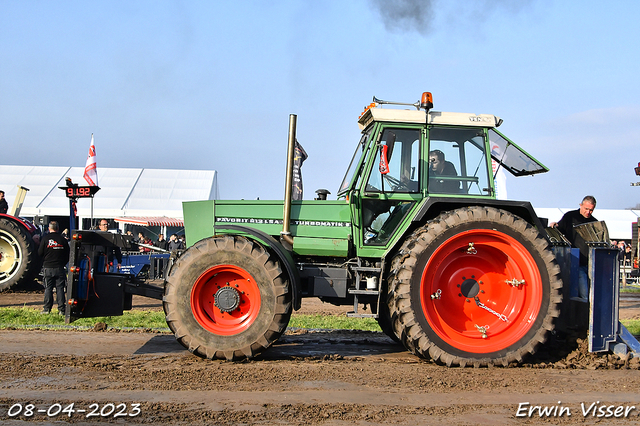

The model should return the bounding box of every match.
[163,235,292,360]
[387,207,562,367]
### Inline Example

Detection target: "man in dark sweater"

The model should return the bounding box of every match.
[551,195,598,301]
[156,234,169,251]
[38,221,70,314]
[0,190,8,214]
[168,234,184,251]
[428,150,461,193]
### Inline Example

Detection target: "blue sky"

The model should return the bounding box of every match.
[1,0,639,210]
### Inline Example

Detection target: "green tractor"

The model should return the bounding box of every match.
[161,92,563,367]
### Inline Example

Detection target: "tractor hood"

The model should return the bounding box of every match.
[182,199,352,257]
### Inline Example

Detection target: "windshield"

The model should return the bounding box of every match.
[338,128,373,195]
[488,129,548,177]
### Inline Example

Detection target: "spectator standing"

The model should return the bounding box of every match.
[624,245,633,266]
[138,233,153,252]
[153,234,169,279]
[617,241,626,262]
[38,221,70,314]
[156,234,169,251]
[168,234,184,251]
[99,219,122,271]
[0,190,8,214]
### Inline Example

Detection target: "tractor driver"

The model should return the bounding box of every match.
[428,150,460,193]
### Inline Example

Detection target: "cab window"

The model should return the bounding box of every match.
[428,127,490,196]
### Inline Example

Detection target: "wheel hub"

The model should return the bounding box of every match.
[214,286,240,312]
[460,278,480,298]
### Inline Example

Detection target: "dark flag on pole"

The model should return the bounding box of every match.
[69,200,77,231]
[292,140,307,201]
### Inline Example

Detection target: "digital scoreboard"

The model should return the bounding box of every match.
[59,185,100,199]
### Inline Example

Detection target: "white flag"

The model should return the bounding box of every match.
[491,143,507,200]
[493,163,508,200]
[83,134,98,186]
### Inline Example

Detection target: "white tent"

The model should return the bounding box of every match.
[0,166,218,224]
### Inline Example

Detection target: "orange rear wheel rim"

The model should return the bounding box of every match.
[420,229,543,353]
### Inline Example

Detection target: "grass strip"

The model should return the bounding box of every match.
[0,307,381,332]
[623,320,640,336]
[288,313,381,332]
[2,306,638,336]
[0,307,168,330]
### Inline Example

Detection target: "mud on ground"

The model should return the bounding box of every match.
[2,285,640,425]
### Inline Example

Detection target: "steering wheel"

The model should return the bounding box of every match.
[384,174,410,191]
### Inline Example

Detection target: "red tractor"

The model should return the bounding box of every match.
[0,187,42,292]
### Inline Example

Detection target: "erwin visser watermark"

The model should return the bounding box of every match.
[516,401,636,418]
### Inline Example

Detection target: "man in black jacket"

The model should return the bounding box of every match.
[0,190,8,214]
[156,234,169,251]
[38,221,70,314]
[551,195,598,301]
[168,234,184,251]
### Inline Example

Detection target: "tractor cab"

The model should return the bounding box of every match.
[338,92,548,249]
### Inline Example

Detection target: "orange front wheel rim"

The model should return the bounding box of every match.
[191,265,261,336]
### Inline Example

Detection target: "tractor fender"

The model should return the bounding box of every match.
[215,224,302,311]
[0,214,39,237]
[383,197,549,263]
[0,214,42,292]
[412,197,547,233]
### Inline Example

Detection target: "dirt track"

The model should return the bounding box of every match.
[2,287,640,425]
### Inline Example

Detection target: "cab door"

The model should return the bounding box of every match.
[357,126,422,249]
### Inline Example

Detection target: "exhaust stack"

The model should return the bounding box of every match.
[281,114,297,248]
[9,186,29,217]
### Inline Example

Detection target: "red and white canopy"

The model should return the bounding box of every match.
[114,216,184,227]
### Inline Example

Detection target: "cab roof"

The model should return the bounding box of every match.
[358,107,502,130]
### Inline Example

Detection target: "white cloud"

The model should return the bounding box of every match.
[543,106,640,151]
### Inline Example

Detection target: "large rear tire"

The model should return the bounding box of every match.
[163,235,292,360]
[0,218,40,292]
[387,207,562,367]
